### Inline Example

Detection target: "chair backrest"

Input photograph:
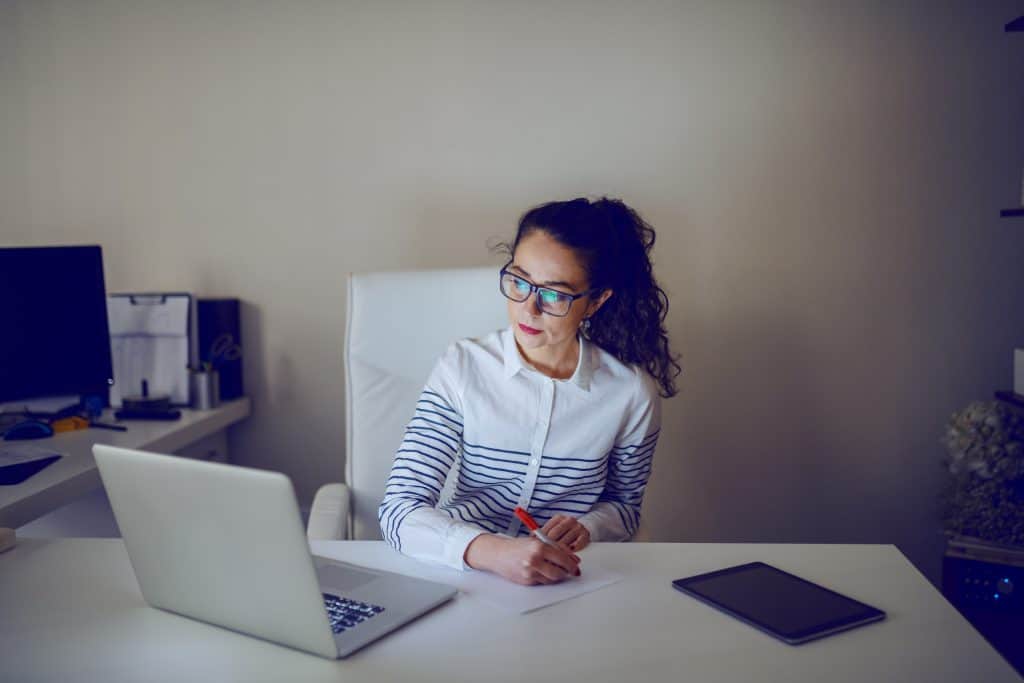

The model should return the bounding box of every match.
[344,267,509,539]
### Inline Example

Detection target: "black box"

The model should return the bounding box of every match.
[197,298,243,400]
[942,553,1023,613]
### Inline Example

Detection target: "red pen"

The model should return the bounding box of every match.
[513,506,558,547]
[514,507,581,575]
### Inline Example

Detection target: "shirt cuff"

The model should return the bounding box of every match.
[444,523,487,570]
[577,514,600,543]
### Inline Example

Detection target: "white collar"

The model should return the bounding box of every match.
[501,326,596,391]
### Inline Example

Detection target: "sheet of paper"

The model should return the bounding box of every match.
[313,542,623,614]
[437,559,623,613]
[110,336,189,405]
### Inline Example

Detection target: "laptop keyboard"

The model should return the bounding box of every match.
[323,593,385,634]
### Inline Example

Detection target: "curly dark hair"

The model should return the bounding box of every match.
[495,197,681,398]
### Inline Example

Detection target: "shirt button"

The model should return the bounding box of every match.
[531,459,538,466]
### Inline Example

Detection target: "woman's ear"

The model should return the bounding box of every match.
[587,289,613,317]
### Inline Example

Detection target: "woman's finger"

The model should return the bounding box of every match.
[542,515,575,541]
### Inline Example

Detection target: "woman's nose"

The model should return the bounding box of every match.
[515,291,543,316]
[528,291,544,315]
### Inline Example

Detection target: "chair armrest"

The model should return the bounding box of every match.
[307,483,351,540]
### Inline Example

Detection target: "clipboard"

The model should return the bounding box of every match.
[107,293,197,407]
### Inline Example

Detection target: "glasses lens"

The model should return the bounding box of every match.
[501,273,531,301]
[537,288,572,316]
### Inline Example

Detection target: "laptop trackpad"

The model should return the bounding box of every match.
[317,563,379,593]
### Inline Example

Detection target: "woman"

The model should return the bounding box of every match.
[378,197,680,585]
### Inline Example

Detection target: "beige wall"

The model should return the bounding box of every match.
[3,0,1023,583]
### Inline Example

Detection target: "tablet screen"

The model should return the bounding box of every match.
[672,562,885,644]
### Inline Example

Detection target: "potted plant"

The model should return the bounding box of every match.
[941,400,1024,557]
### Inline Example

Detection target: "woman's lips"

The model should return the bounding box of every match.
[518,323,542,335]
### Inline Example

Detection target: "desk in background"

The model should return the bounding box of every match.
[0,539,1018,683]
[0,398,251,530]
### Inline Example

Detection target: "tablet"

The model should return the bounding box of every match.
[672,561,886,645]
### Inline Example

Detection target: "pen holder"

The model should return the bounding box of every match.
[190,369,220,410]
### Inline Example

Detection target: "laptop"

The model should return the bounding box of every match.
[92,444,456,659]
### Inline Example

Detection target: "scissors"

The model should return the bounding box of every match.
[208,334,242,366]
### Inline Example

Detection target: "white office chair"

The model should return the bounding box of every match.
[306,266,651,542]
[307,267,507,540]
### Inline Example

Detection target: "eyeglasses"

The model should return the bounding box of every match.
[498,264,594,317]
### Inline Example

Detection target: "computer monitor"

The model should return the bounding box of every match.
[0,245,115,404]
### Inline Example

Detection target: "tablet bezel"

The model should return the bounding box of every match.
[671,561,886,645]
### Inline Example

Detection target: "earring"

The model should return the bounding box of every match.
[581,318,591,333]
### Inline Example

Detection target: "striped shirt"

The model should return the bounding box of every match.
[378,326,662,570]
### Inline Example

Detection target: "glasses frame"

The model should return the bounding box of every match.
[498,262,596,318]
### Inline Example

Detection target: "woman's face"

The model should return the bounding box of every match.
[506,230,610,360]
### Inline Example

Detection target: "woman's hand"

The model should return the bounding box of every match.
[541,514,591,551]
[464,534,580,586]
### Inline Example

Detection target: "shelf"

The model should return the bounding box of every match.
[1007,16,1024,32]
[1000,208,1024,217]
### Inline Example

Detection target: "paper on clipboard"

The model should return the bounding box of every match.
[107,294,193,406]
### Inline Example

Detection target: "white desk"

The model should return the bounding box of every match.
[0,539,1017,682]
[0,398,251,529]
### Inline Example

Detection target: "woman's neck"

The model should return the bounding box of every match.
[516,335,579,380]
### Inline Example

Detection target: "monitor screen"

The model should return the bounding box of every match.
[0,245,115,404]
